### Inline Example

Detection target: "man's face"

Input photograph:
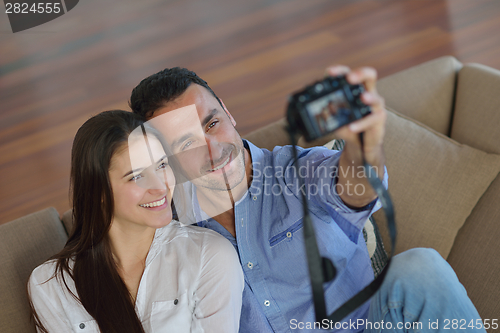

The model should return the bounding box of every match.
[148,84,247,192]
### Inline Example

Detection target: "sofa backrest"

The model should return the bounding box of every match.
[377,55,463,135]
[446,62,500,324]
[451,63,500,154]
[244,56,464,148]
[0,207,68,333]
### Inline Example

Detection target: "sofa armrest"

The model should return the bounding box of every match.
[61,209,73,235]
[0,208,68,333]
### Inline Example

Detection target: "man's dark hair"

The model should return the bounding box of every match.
[129,67,222,119]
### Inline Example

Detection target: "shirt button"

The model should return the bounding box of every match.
[252,196,257,201]
[286,232,292,238]
[264,300,270,307]
[247,262,253,269]
[335,208,340,212]
[174,299,178,305]
[241,218,244,227]
[79,323,85,329]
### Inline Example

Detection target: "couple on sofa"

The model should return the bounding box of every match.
[28,65,484,332]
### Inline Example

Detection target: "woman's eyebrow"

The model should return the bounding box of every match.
[122,155,167,178]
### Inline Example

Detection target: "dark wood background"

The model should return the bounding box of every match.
[1,0,500,225]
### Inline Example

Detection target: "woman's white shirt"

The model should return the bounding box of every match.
[28,221,244,333]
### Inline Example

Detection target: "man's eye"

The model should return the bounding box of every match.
[208,120,218,130]
[182,140,193,151]
[157,161,169,170]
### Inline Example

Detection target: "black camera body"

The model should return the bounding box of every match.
[287,75,371,141]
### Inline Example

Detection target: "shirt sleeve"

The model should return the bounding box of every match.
[191,232,244,333]
[283,146,388,230]
[28,265,74,332]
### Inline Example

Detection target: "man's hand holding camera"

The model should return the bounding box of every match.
[326,65,387,208]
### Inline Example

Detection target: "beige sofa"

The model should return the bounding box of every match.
[1,56,499,332]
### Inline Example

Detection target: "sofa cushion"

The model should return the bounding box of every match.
[372,108,500,258]
[451,63,500,154]
[0,207,68,333]
[377,56,462,135]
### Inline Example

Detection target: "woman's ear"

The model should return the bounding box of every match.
[220,99,236,127]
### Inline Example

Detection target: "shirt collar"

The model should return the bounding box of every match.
[244,139,265,197]
[145,221,177,266]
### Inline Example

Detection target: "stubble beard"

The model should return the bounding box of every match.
[196,142,247,192]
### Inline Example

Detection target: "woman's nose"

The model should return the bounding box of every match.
[145,172,167,192]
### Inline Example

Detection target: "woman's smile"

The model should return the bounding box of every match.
[139,196,167,210]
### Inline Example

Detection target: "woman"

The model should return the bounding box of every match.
[27,110,243,333]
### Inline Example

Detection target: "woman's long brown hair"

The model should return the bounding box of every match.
[29,110,178,333]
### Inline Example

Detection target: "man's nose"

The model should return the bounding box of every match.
[205,136,224,162]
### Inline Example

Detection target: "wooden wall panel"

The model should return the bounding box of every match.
[1,0,500,224]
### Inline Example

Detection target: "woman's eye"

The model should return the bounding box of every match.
[130,174,142,181]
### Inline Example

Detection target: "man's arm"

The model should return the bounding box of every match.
[328,66,387,208]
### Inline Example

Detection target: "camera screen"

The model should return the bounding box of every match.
[305,90,351,134]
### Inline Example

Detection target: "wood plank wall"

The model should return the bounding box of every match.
[1,0,500,225]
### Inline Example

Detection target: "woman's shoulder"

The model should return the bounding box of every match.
[29,260,59,285]
[29,259,74,295]
[157,220,229,244]
[156,221,238,262]
[181,222,229,240]
[29,259,94,330]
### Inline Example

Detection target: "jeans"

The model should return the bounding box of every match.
[365,248,486,333]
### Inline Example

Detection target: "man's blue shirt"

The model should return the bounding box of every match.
[192,140,388,332]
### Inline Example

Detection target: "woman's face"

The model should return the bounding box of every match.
[108,135,176,232]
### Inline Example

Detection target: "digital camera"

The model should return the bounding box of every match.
[287,75,371,141]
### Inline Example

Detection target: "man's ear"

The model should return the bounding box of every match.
[220,99,236,127]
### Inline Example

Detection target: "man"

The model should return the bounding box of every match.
[130,66,484,332]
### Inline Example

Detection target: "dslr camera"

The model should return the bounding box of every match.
[287,75,371,141]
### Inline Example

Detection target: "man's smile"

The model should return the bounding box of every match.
[208,154,231,172]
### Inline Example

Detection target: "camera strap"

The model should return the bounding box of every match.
[287,128,397,325]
